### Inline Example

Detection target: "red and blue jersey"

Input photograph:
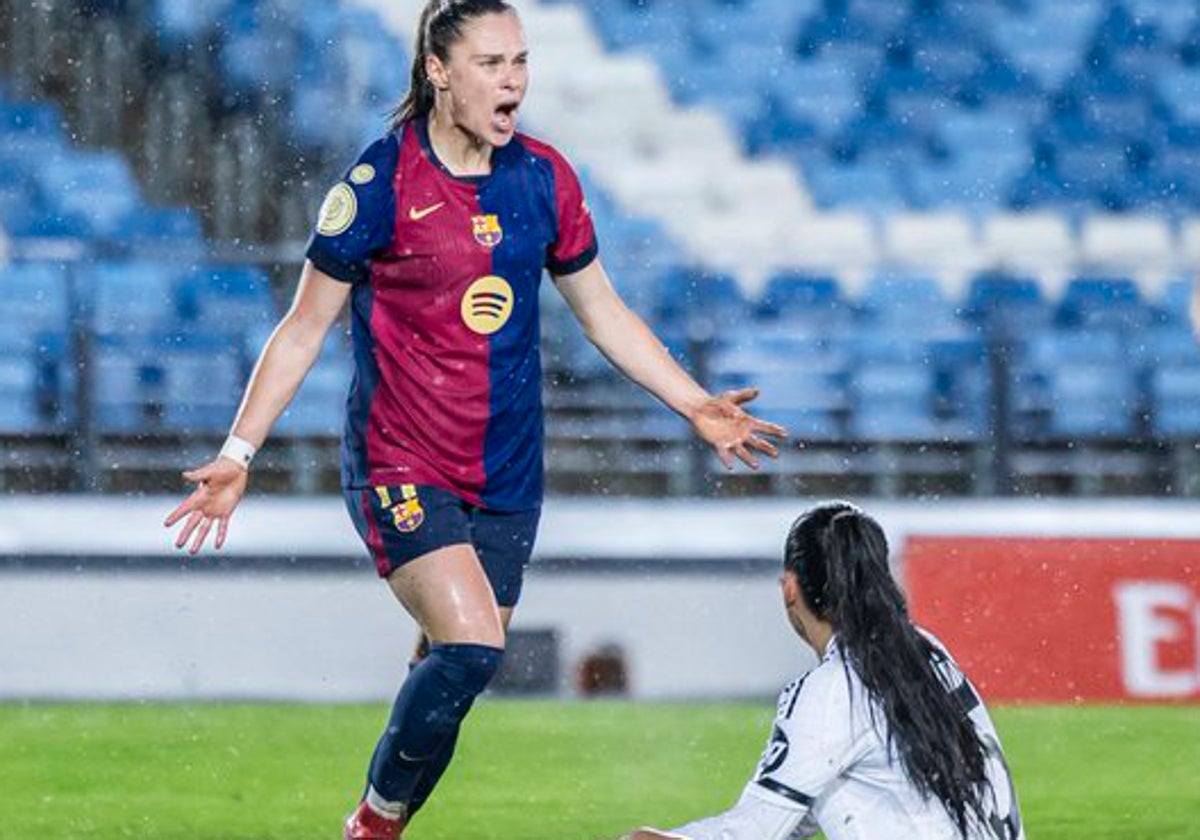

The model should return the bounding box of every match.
[305,117,597,511]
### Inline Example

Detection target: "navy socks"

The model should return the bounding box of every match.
[367,643,504,808]
[406,719,464,816]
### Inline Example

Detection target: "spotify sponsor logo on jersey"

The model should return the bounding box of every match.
[461,275,514,335]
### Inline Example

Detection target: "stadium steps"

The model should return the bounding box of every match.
[348,0,814,287]
[537,0,1200,290]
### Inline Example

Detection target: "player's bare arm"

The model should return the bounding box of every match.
[164,262,350,554]
[553,258,786,469]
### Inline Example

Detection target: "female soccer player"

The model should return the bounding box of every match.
[164,1,784,838]
[626,502,1023,840]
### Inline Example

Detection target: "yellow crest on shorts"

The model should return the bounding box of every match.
[376,485,425,534]
[471,214,503,248]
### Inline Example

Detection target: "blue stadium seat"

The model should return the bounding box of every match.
[964,273,1048,327]
[219,31,298,100]
[33,150,140,238]
[1132,326,1200,368]
[804,162,908,211]
[590,0,686,52]
[850,403,946,442]
[1057,276,1149,329]
[0,182,47,237]
[652,267,747,328]
[854,364,933,402]
[1010,325,1143,439]
[938,110,1030,156]
[0,99,63,140]
[1126,0,1198,41]
[275,332,353,436]
[0,356,42,433]
[835,330,931,365]
[90,335,167,433]
[1043,362,1141,438]
[710,324,833,367]
[1157,277,1195,326]
[771,59,862,136]
[159,349,244,433]
[852,361,973,440]
[123,207,203,242]
[145,0,227,51]
[1158,67,1200,126]
[756,272,847,324]
[1024,329,1125,366]
[1152,365,1200,437]
[860,273,958,327]
[91,331,243,433]
[0,262,71,335]
[182,265,277,333]
[741,366,849,442]
[91,262,185,338]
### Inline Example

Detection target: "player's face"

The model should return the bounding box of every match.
[436,11,528,147]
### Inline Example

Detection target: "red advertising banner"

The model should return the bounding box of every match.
[904,537,1200,703]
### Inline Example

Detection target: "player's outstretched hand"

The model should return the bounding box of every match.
[691,387,788,471]
[163,458,249,555]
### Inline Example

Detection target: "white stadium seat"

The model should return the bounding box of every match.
[779,212,880,282]
[981,213,1076,286]
[1079,215,1176,281]
[883,212,981,281]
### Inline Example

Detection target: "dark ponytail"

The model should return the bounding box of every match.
[391,0,515,128]
[785,503,990,837]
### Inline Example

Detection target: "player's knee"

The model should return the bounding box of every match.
[432,642,504,696]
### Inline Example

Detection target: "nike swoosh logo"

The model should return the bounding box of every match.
[409,202,445,221]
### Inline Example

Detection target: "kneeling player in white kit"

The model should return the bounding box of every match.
[625,502,1024,840]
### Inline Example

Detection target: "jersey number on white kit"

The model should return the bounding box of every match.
[760,726,790,776]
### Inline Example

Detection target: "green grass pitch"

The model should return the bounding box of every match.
[1,701,1197,839]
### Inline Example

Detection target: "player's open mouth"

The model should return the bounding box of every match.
[493,102,519,133]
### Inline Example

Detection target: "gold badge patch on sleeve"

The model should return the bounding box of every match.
[349,164,375,185]
[316,182,357,236]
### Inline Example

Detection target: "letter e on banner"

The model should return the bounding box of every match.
[1113,581,1199,698]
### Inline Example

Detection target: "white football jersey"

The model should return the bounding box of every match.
[670,632,1024,840]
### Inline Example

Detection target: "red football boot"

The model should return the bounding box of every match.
[343,799,406,840]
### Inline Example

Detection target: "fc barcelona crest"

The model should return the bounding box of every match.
[391,497,425,534]
[471,214,503,248]
[375,485,425,534]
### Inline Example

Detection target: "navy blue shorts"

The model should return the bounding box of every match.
[343,483,540,608]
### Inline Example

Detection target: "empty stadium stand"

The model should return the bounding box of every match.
[0,0,1198,498]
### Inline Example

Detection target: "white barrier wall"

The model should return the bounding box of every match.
[2,496,1199,701]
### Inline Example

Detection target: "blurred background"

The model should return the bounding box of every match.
[3,0,1200,500]
[1,0,1198,718]
[1,2,1198,836]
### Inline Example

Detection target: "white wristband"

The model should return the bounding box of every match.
[219,435,256,471]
